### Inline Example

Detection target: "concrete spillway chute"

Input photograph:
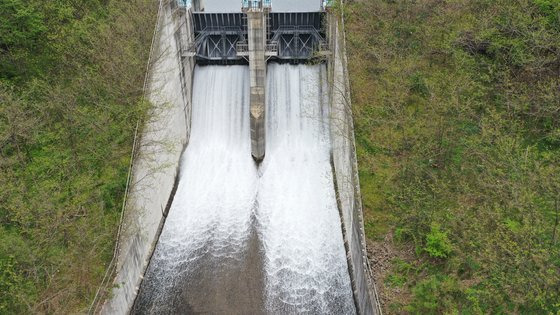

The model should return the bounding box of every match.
[101,1,380,314]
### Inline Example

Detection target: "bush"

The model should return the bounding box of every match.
[424,224,452,259]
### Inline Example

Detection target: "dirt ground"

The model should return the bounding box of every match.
[367,232,415,313]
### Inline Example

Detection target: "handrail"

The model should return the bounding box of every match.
[266,42,278,52]
[196,26,245,33]
[236,41,248,52]
[235,41,278,53]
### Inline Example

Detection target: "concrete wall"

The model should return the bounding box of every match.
[328,12,382,315]
[100,2,195,314]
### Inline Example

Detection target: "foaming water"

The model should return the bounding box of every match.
[133,66,264,313]
[258,63,356,313]
[133,64,355,314]
[164,65,256,262]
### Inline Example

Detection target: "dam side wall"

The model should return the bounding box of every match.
[100,1,195,314]
[328,12,382,315]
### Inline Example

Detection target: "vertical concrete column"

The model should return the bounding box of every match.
[247,10,266,161]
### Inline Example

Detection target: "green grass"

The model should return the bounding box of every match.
[0,0,157,312]
[345,0,560,313]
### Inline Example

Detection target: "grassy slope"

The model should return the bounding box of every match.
[345,0,560,313]
[0,0,156,313]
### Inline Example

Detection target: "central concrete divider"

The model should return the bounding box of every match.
[100,1,195,313]
[246,7,267,162]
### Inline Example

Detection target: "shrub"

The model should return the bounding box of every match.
[424,223,452,259]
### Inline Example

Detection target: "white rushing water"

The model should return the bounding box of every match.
[157,65,256,263]
[136,64,355,313]
[258,63,355,313]
[136,65,258,309]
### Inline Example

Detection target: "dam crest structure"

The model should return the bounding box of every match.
[97,0,381,314]
[186,0,330,161]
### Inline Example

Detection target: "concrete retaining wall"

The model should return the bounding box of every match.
[328,12,382,315]
[100,2,195,314]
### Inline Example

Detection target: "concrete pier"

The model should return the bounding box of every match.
[246,8,267,161]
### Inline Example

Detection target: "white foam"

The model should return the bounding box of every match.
[138,64,355,313]
[258,63,355,313]
[144,65,257,300]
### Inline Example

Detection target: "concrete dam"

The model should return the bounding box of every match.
[97,0,380,314]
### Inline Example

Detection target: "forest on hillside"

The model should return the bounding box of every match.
[0,0,156,312]
[345,0,560,313]
[2,0,560,313]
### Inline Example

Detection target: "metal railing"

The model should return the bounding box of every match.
[196,26,245,34]
[242,0,271,10]
[235,41,278,54]
[236,41,249,53]
[266,41,278,53]
[272,25,326,39]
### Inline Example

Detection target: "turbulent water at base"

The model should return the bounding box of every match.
[133,64,355,314]
[258,63,355,313]
[133,66,265,314]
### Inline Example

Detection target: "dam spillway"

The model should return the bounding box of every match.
[259,64,354,313]
[133,64,354,313]
[132,66,263,313]
[100,1,379,314]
